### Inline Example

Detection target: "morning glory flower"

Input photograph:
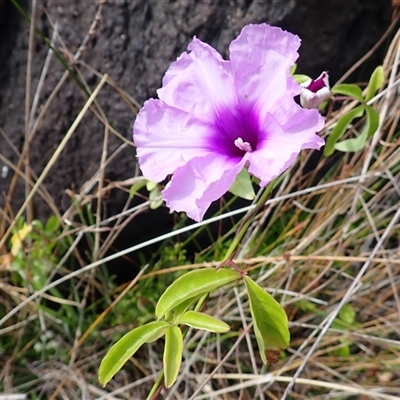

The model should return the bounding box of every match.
[300,71,330,109]
[134,24,325,222]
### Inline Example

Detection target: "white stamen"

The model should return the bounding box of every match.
[234,137,252,152]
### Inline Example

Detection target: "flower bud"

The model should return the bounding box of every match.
[300,71,330,109]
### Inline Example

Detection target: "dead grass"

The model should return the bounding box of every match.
[1,2,400,399]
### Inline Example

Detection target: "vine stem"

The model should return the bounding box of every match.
[223,179,277,262]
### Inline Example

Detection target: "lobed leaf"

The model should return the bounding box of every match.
[331,83,364,102]
[98,321,169,386]
[164,326,183,388]
[178,310,230,333]
[244,276,290,365]
[365,65,384,102]
[324,105,364,156]
[156,268,240,319]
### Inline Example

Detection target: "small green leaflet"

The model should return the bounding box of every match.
[45,215,59,232]
[98,321,169,386]
[228,168,255,200]
[365,65,384,102]
[129,179,147,198]
[324,105,364,156]
[326,68,383,156]
[146,180,158,191]
[142,180,163,209]
[149,185,163,209]
[334,105,379,152]
[331,84,364,102]
[178,310,230,333]
[339,303,356,325]
[156,268,240,319]
[293,74,311,84]
[168,296,200,321]
[164,326,183,388]
[364,105,380,139]
[244,276,290,365]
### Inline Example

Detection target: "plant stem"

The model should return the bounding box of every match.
[223,179,276,261]
[147,370,165,400]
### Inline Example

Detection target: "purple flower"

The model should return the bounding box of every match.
[134,24,325,222]
[300,71,330,109]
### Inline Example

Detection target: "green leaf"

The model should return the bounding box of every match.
[364,105,380,139]
[293,74,311,84]
[164,326,183,388]
[146,180,158,191]
[365,65,384,102]
[98,321,169,386]
[334,132,367,153]
[244,276,290,365]
[334,343,351,357]
[228,168,255,200]
[45,215,59,232]
[178,311,230,333]
[324,105,364,156]
[332,84,364,102]
[339,304,356,325]
[145,328,168,344]
[129,179,147,198]
[290,64,297,75]
[156,268,240,319]
[149,186,163,210]
[167,296,199,321]
[334,105,379,153]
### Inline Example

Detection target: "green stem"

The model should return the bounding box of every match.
[223,179,276,261]
[146,371,164,400]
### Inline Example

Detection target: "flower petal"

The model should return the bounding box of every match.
[134,99,214,182]
[229,24,301,114]
[300,87,331,109]
[157,37,236,123]
[163,154,244,222]
[270,95,325,136]
[246,109,324,186]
